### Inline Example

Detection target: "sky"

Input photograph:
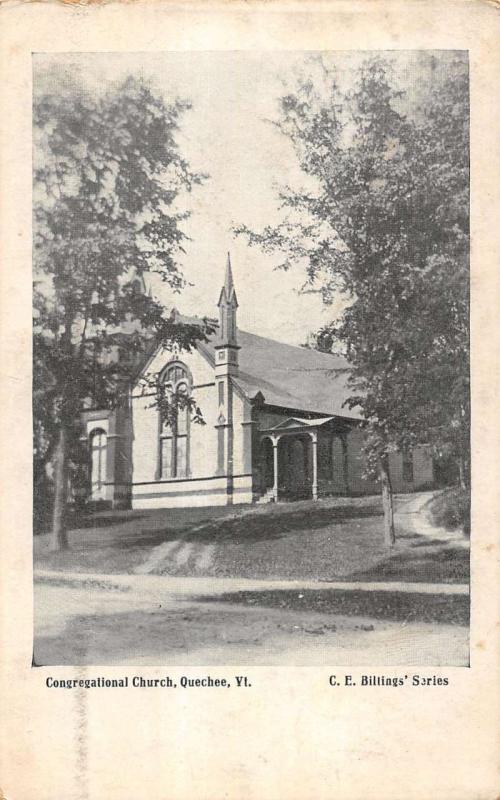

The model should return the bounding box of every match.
[33,50,463,345]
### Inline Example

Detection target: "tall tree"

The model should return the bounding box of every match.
[34,74,208,550]
[236,55,469,544]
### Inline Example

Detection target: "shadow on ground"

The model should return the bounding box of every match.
[66,512,148,531]
[144,503,383,545]
[349,544,470,584]
[193,588,470,626]
[34,602,307,665]
[33,585,469,666]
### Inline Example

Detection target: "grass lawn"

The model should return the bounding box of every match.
[151,498,390,581]
[34,494,469,585]
[34,504,242,575]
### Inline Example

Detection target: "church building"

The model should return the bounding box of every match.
[81,255,434,510]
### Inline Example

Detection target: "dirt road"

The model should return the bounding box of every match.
[34,579,468,666]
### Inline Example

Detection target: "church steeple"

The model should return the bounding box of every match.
[214,253,240,489]
[218,252,238,347]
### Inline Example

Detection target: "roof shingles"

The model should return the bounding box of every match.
[201,328,362,420]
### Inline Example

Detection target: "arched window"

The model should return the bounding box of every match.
[158,362,191,479]
[90,428,107,499]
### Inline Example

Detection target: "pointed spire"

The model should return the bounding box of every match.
[224,252,234,296]
[217,251,238,347]
[220,251,238,306]
[218,251,238,308]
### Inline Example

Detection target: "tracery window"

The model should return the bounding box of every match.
[158,362,191,479]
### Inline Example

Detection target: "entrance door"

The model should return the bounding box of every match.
[259,438,274,494]
[278,436,310,499]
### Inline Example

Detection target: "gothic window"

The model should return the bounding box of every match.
[90,428,107,499]
[158,362,191,479]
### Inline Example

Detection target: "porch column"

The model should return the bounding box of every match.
[310,432,318,501]
[272,435,279,502]
[341,433,349,494]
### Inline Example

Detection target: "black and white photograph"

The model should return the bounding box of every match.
[32,50,470,667]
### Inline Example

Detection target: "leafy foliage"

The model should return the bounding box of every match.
[34,73,209,537]
[236,55,469,490]
[428,487,470,537]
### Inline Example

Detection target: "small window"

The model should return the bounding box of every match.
[176,436,187,476]
[90,428,107,499]
[160,437,172,477]
[218,381,225,406]
[177,408,188,436]
[402,450,414,483]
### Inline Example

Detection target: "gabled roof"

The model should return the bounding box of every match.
[133,311,362,421]
[199,326,362,421]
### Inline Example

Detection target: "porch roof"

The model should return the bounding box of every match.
[260,415,345,436]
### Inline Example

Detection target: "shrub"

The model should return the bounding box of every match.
[428,488,470,536]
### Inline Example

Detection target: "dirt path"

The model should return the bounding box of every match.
[35,569,469,597]
[134,539,216,575]
[395,491,468,546]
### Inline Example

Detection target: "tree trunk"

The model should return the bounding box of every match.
[458,458,466,491]
[457,448,470,491]
[379,455,396,547]
[51,423,69,551]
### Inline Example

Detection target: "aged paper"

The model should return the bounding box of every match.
[1,1,499,798]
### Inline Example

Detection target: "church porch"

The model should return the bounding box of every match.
[257,416,352,503]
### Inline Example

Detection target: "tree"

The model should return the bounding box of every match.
[34,74,209,550]
[236,55,469,545]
